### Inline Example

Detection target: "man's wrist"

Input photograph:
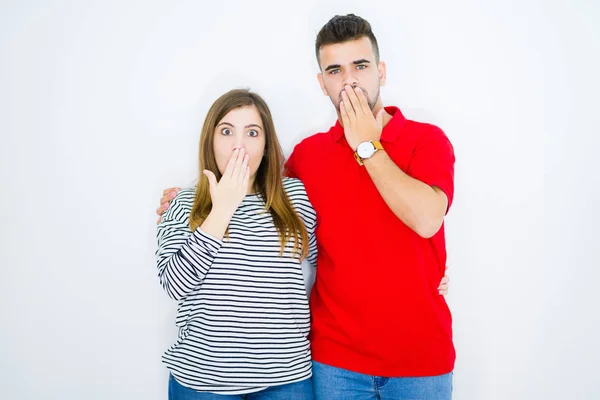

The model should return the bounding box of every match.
[362,147,385,165]
[353,135,380,150]
[354,139,384,165]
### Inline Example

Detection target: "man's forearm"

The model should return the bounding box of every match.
[364,150,448,238]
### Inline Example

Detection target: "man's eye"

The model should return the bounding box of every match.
[221,128,232,135]
[329,69,340,75]
[248,130,259,137]
[357,65,367,70]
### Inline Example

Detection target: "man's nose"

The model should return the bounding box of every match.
[342,71,358,87]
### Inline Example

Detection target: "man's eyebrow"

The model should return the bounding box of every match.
[324,59,371,71]
[325,64,341,72]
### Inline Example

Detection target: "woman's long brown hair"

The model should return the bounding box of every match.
[189,89,308,259]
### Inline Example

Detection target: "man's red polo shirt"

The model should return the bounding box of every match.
[285,106,456,377]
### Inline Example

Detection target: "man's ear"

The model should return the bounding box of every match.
[317,73,328,96]
[378,61,387,86]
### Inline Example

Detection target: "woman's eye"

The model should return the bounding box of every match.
[221,128,232,135]
[248,130,258,137]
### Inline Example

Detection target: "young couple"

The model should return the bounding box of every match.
[156,14,456,400]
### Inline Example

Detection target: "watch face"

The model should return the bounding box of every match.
[357,142,375,158]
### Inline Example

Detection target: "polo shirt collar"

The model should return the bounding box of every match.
[330,106,407,143]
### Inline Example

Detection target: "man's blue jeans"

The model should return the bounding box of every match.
[312,361,453,400]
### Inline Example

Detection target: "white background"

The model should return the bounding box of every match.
[1,1,599,399]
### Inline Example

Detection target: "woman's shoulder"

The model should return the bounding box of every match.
[172,187,196,207]
[282,177,314,214]
[162,187,195,222]
[281,178,316,231]
[282,176,307,196]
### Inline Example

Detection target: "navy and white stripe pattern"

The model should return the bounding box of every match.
[156,177,317,395]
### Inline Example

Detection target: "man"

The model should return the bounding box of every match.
[157,14,455,399]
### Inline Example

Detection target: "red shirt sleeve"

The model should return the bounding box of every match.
[406,126,455,212]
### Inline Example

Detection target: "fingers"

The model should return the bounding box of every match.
[203,169,217,191]
[341,89,356,116]
[223,148,241,178]
[438,275,450,295]
[344,85,364,114]
[239,153,249,181]
[162,187,180,196]
[231,149,248,181]
[160,188,179,205]
[340,99,350,127]
[157,188,179,223]
[242,165,250,190]
[156,198,172,224]
[203,169,218,202]
[156,203,168,216]
[353,87,370,114]
[156,204,168,224]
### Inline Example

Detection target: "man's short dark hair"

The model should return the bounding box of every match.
[315,14,380,65]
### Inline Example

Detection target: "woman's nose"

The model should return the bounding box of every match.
[232,142,246,151]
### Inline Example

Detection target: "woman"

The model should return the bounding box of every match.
[156,89,317,399]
